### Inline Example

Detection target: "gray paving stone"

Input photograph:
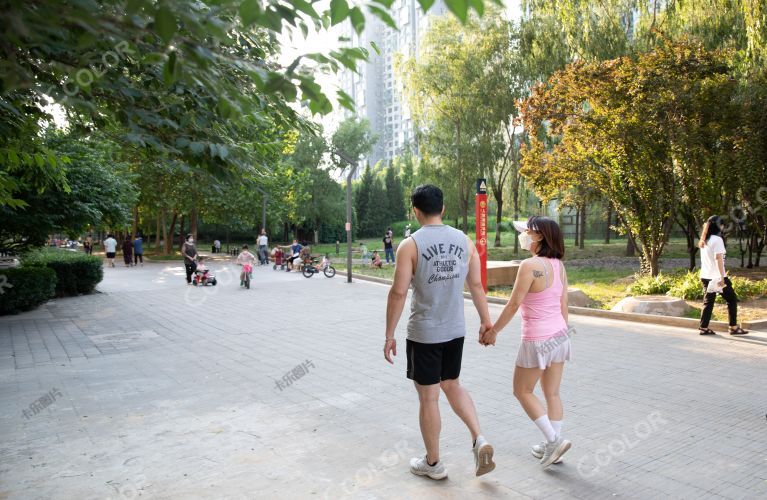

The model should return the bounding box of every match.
[0,261,765,499]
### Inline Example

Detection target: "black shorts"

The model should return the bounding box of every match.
[406,336,464,386]
[106,252,116,258]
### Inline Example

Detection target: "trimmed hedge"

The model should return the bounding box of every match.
[0,267,57,315]
[23,250,103,297]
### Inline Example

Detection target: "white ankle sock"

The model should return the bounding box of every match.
[550,420,562,436]
[534,415,557,442]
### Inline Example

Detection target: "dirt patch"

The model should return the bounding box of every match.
[685,298,767,323]
[729,268,767,280]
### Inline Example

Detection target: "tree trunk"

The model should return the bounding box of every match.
[625,234,636,257]
[178,215,186,252]
[605,204,612,244]
[155,212,161,250]
[513,179,520,255]
[189,208,198,243]
[574,208,580,248]
[686,217,697,271]
[132,205,139,239]
[493,190,503,247]
[164,210,178,255]
[161,210,168,254]
[579,205,586,250]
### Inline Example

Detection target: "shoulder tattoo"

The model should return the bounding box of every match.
[533,270,544,278]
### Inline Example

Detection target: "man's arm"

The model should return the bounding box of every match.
[465,236,493,333]
[384,239,415,364]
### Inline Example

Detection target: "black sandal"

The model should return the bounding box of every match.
[729,326,749,335]
[699,328,716,335]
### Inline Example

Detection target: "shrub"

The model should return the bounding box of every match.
[729,277,767,300]
[22,249,103,297]
[0,267,57,315]
[665,272,767,302]
[628,273,673,295]
[667,271,705,300]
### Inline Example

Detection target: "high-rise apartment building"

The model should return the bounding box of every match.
[338,1,447,167]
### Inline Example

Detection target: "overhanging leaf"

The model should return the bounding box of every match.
[155,6,176,44]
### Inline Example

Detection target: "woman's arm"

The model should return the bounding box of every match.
[716,253,726,283]
[491,259,536,334]
[560,262,569,325]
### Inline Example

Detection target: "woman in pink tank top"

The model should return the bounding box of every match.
[480,216,572,468]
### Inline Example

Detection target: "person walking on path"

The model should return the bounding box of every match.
[384,184,496,480]
[133,234,144,266]
[383,230,395,264]
[121,236,134,267]
[698,216,749,336]
[213,239,221,254]
[480,216,572,468]
[84,234,93,255]
[182,234,198,285]
[257,230,269,265]
[404,224,411,238]
[103,234,117,268]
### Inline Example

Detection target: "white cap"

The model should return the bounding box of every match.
[512,220,528,233]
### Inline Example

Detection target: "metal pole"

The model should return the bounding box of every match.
[346,170,353,283]
[333,148,359,284]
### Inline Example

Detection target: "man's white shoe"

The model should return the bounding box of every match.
[472,435,496,476]
[532,441,563,464]
[540,436,571,468]
[410,456,448,480]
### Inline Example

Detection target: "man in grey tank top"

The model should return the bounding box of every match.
[384,184,496,480]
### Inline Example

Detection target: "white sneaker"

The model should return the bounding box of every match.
[540,436,571,468]
[472,435,496,476]
[532,441,563,464]
[409,456,447,480]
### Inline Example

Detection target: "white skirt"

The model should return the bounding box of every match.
[516,330,572,369]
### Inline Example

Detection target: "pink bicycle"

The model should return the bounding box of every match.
[240,262,253,289]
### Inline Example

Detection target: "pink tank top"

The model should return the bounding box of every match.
[520,258,568,341]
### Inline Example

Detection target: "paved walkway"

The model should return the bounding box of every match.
[0,260,765,499]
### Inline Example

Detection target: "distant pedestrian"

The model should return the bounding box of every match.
[84,233,93,255]
[257,229,269,265]
[359,242,370,260]
[214,239,221,254]
[383,231,395,264]
[103,234,117,268]
[404,224,411,238]
[133,234,144,266]
[122,236,134,267]
[698,216,748,336]
[182,234,198,285]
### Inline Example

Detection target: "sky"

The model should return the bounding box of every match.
[278,0,523,130]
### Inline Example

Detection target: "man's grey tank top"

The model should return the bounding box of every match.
[407,224,470,344]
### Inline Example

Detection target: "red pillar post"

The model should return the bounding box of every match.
[475,178,488,292]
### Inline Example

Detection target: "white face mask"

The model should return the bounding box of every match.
[188,238,194,244]
[518,231,535,251]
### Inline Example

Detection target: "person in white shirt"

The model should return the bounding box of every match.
[257,230,269,265]
[103,234,118,268]
[698,216,748,336]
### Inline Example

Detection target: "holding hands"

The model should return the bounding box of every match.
[479,321,498,346]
